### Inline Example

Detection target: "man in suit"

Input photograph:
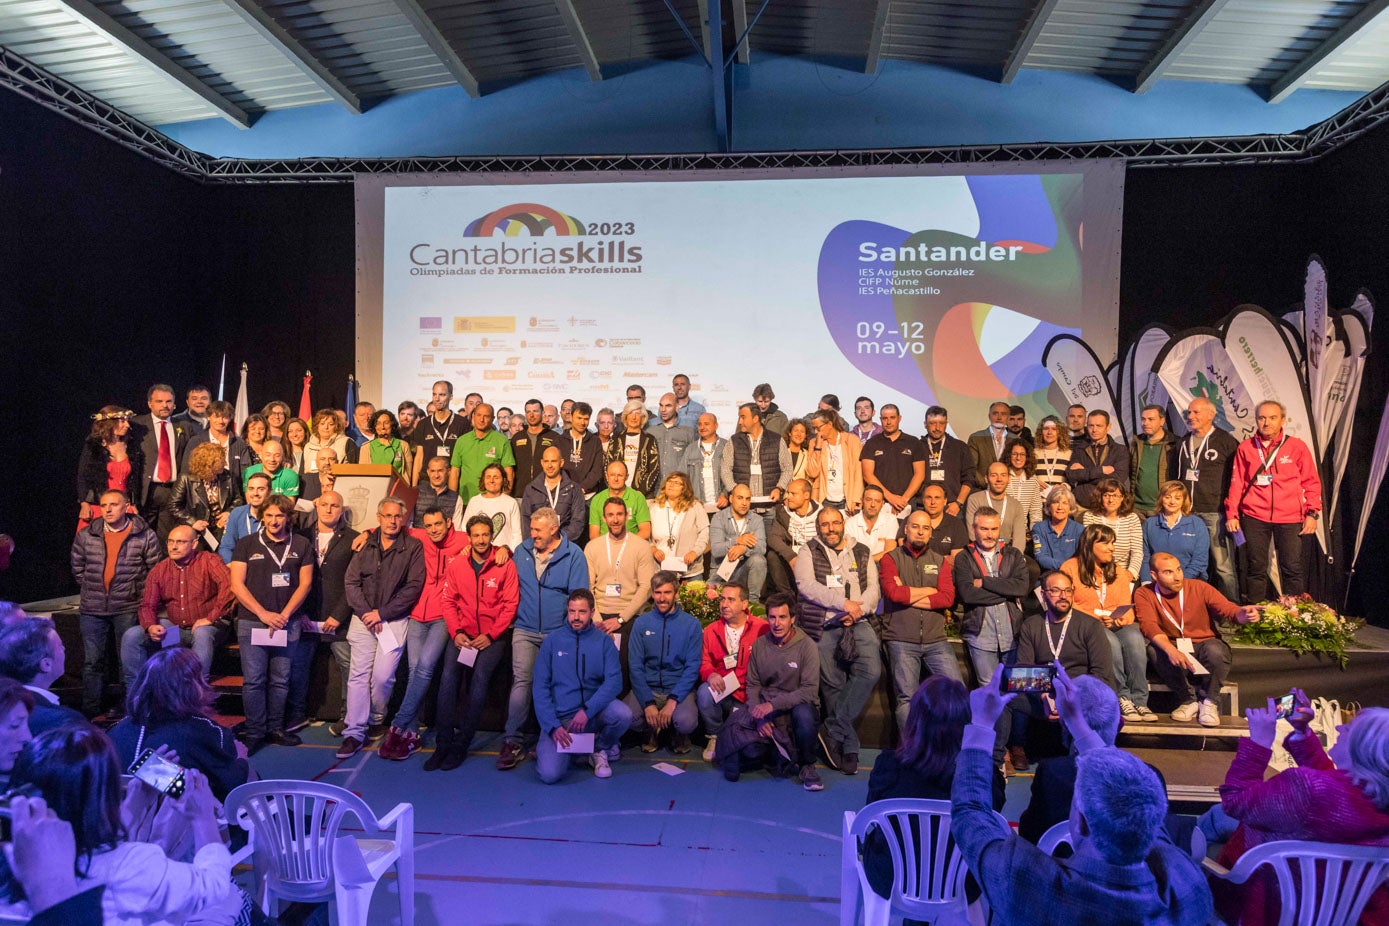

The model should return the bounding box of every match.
[287,490,359,734]
[967,401,1013,489]
[131,383,190,541]
[0,618,85,734]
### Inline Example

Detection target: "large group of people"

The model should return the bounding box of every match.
[0,371,1367,924]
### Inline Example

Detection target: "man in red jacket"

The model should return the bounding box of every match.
[433,515,519,770]
[695,581,768,762]
[1224,401,1322,602]
[379,507,471,760]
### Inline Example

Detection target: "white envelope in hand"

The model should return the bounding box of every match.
[456,645,478,667]
[711,671,741,703]
[557,733,595,754]
[716,557,738,581]
[250,628,288,647]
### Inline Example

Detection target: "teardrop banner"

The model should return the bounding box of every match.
[1303,255,1332,415]
[1152,330,1257,442]
[1326,308,1372,523]
[1221,304,1325,552]
[1041,334,1124,443]
[1127,323,1174,437]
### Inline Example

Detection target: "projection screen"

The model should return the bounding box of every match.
[356,162,1124,432]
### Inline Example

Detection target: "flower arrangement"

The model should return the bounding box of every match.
[1229,594,1363,667]
[678,581,765,627]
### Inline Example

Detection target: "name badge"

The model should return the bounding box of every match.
[271,572,291,588]
[437,446,449,457]
[1255,473,1272,487]
[1187,468,1199,481]
[826,574,845,589]
[1175,637,1195,655]
[723,654,737,669]
[703,461,714,474]
[604,583,622,597]
[930,468,946,481]
[829,469,838,479]
[749,462,762,476]
[1094,608,1111,617]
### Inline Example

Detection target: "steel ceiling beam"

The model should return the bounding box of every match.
[730,0,751,65]
[1269,0,1389,104]
[54,0,251,128]
[1135,0,1233,94]
[553,0,602,81]
[220,0,361,113]
[865,0,892,74]
[391,0,480,98]
[1002,0,1062,84]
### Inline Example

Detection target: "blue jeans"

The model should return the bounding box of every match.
[623,691,698,734]
[696,683,737,736]
[435,634,510,753]
[1197,512,1239,602]
[534,699,633,784]
[718,552,767,603]
[885,640,964,729]
[503,628,547,745]
[963,638,1014,689]
[1108,622,1150,707]
[287,635,350,725]
[391,620,451,732]
[816,621,882,755]
[237,620,299,740]
[78,611,137,715]
[119,619,222,685]
[733,701,820,768]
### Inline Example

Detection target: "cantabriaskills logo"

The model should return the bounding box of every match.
[408,202,643,277]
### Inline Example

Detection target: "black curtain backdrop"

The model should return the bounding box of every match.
[1,88,1386,621]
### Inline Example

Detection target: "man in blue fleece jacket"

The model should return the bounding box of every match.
[532,588,631,783]
[622,570,703,755]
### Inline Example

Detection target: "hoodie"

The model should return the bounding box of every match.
[532,622,622,734]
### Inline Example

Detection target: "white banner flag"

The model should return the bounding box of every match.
[1154,331,1257,442]
[1042,335,1124,442]
[234,363,249,432]
[1352,396,1389,571]
[1327,309,1371,524]
[1129,324,1173,436]
[1303,256,1331,415]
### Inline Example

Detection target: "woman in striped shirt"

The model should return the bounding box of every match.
[1003,438,1044,534]
[1032,415,1072,491]
[1082,476,1145,579]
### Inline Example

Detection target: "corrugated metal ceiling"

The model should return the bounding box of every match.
[0,0,1385,128]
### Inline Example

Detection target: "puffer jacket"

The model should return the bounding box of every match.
[70,514,162,615]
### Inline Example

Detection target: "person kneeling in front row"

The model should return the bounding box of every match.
[713,592,824,791]
[533,589,632,783]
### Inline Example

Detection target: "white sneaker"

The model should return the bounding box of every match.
[590,751,612,778]
[1136,705,1160,723]
[702,735,717,763]
[1119,697,1140,721]
[1198,699,1221,727]
[1171,701,1200,722]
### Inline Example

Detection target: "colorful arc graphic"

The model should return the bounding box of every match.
[466,203,586,237]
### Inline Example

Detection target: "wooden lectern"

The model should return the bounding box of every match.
[330,464,419,530]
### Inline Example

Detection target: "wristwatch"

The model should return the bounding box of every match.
[1306,511,1319,520]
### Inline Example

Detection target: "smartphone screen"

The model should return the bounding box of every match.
[1000,664,1057,694]
[1276,693,1295,720]
[131,750,186,798]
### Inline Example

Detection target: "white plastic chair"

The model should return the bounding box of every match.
[1037,821,1072,856]
[226,779,414,926]
[841,798,1002,926]
[1201,839,1389,926]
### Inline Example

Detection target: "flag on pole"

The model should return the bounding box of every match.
[234,364,249,432]
[344,375,364,444]
[298,371,313,422]
[217,353,227,402]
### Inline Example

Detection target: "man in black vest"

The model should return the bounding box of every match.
[879,511,962,730]
[722,403,791,524]
[793,507,880,776]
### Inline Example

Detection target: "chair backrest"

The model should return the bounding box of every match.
[225,779,383,891]
[1226,840,1389,926]
[1037,821,1072,856]
[846,798,970,916]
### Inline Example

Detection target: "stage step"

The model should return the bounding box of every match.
[1119,714,1249,739]
[1148,681,1240,716]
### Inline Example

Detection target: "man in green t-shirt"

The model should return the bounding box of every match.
[588,460,652,540]
[242,439,300,497]
[1128,404,1176,517]
[449,403,516,503]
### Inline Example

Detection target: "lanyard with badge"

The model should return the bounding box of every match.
[1252,435,1286,488]
[1044,616,1072,660]
[664,507,684,549]
[749,435,763,479]
[1092,577,1110,617]
[260,530,293,588]
[545,481,562,510]
[1184,430,1212,483]
[926,437,946,482]
[723,623,743,669]
[1153,584,1195,654]
[604,535,628,598]
[432,413,457,456]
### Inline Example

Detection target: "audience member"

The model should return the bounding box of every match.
[0,677,33,791]
[496,508,591,771]
[861,404,925,515]
[1135,552,1261,726]
[707,484,768,602]
[1081,476,1144,578]
[649,472,709,581]
[1214,693,1389,925]
[521,446,587,543]
[1178,397,1240,599]
[458,463,523,551]
[3,793,104,926]
[1140,480,1210,583]
[123,525,232,684]
[69,488,161,717]
[1032,485,1083,571]
[533,590,631,783]
[337,497,424,759]
[1129,404,1177,517]
[107,648,249,800]
[967,401,1013,488]
[880,511,961,730]
[1225,399,1322,601]
[228,494,313,754]
[951,664,1213,926]
[431,515,518,770]
[1067,410,1130,510]
[695,582,767,761]
[624,571,702,754]
[0,617,83,733]
[717,593,823,790]
[795,506,880,776]
[378,507,470,760]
